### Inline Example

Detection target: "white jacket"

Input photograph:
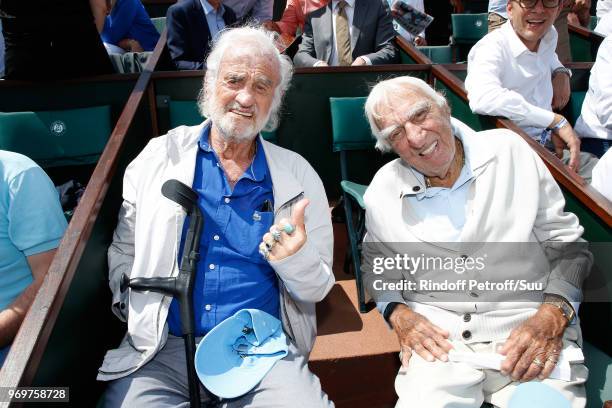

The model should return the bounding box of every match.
[98,121,335,381]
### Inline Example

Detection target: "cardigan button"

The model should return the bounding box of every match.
[462,330,472,340]
[463,313,471,322]
[412,186,421,192]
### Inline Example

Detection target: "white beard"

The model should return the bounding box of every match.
[210,100,270,143]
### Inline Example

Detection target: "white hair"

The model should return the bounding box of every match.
[364,76,449,152]
[197,26,294,132]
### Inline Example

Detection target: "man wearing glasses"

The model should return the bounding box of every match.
[465,0,598,182]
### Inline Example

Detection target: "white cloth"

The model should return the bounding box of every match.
[575,36,612,141]
[98,121,335,381]
[466,21,563,139]
[597,0,612,19]
[591,146,612,200]
[394,340,587,408]
[594,12,612,36]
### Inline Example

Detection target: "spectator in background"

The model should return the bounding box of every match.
[224,0,273,24]
[263,0,329,37]
[101,0,160,54]
[0,150,67,366]
[591,147,612,200]
[387,0,427,46]
[575,36,612,157]
[0,0,113,80]
[466,0,598,181]
[293,0,399,67]
[166,0,237,70]
[487,0,591,62]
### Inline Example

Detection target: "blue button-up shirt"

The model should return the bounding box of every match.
[200,0,226,41]
[167,124,279,336]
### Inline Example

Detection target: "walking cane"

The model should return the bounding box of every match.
[121,179,219,408]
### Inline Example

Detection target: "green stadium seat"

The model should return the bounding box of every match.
[0,106,112,169]
[568,91,586,126]
[451,13,488,44]
[330,96,375,313]
[589,15,598,31]
[168,99,278,143]
[417,45,453,63]
[451,13,488,62]
[151,17,166,35]
[584,341,612,408]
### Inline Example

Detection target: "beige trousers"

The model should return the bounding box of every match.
[394,340,587,408]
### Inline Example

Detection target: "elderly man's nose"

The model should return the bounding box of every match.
[404,122,427,147]
[235,89,255,106]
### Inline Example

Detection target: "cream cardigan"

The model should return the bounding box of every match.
[362,118,591,343]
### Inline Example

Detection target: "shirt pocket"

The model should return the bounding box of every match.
[238,210,275,260]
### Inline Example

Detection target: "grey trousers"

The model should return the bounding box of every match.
[103,335,334,408]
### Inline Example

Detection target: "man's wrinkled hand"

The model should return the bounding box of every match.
[389,304,453,367]
[261,198,309,262]
[551,121,581,174]
[499,304,566,382]
[552,72,571,110]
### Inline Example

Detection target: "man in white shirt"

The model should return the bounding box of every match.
[591,147,612,200]
[466,0,598,181]
[594,11,612,36]
[597,0,612,18]
[293,0,399,67]
[574,36,612,157]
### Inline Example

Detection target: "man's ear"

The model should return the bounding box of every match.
[507,0,514,18]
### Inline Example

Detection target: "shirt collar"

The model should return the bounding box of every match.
[398,117,495,199]
[198,122,268,183]
[503,19,557,58]
[200,0,225,16]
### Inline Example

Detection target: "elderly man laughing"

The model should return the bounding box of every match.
[99,26,335,407]
[361,76,591,408]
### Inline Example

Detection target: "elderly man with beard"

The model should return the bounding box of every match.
[361,76,590,408]
[98,26,335,408]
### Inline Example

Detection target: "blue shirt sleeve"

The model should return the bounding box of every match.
[101,0,139,45]
[8,167,67,257]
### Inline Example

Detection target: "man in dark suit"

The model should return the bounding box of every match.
[293,0,399,67]
[166,0,237,70]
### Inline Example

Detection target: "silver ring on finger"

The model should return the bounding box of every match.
[263,237,275,250]
[532,357,545,368]
[259,243,270,260]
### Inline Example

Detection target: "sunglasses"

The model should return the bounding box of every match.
[514,0,561,8]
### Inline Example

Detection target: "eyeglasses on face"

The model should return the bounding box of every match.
[514,0,561,9]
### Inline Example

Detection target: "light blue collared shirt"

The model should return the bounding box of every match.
[200,0,227,41]
[404,134,475,243]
